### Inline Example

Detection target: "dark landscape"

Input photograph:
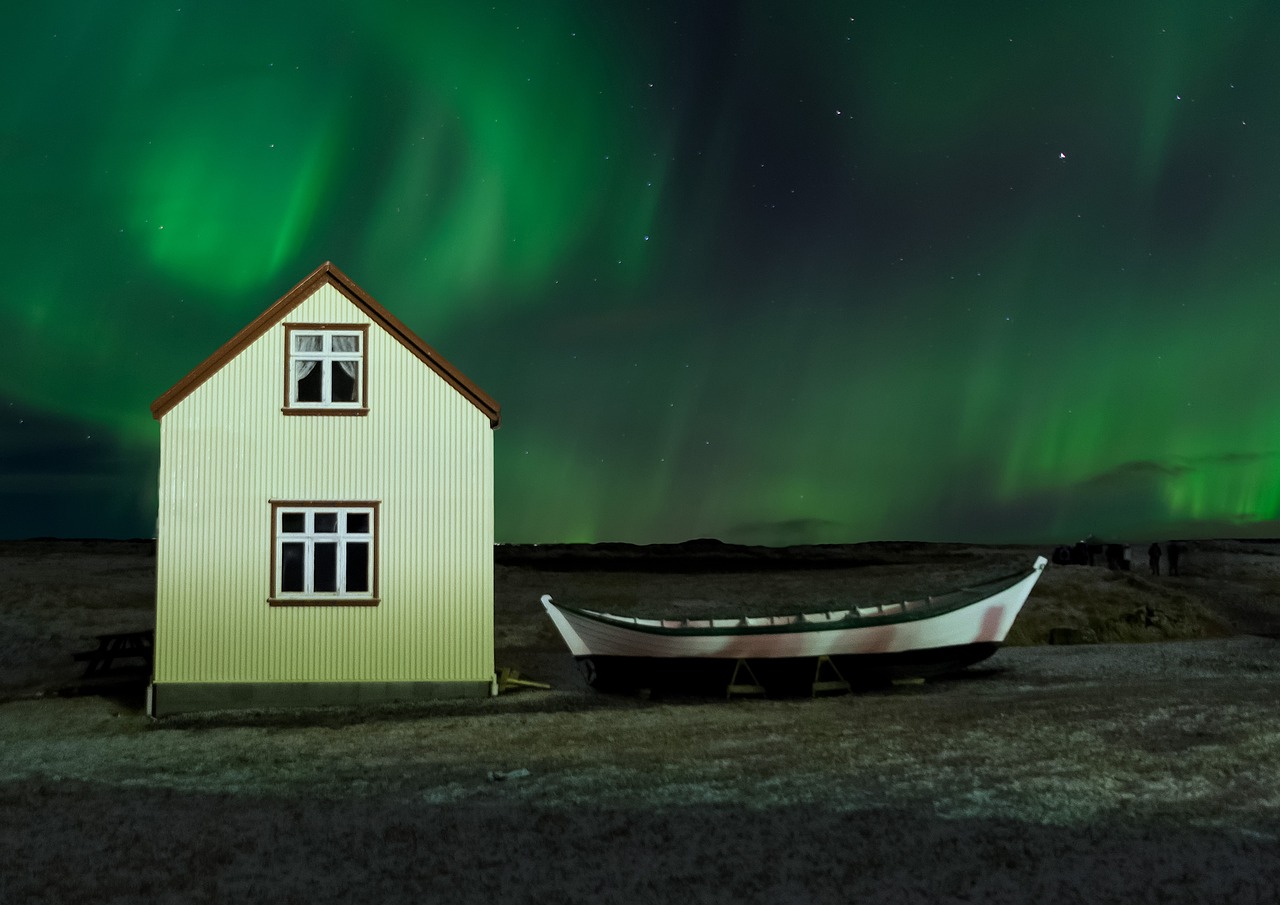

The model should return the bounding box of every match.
[2,539,1279,903]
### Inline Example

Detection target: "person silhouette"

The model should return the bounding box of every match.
[1168,542,1181,576]
[1148,542,1162,576]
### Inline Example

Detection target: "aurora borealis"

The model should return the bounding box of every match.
[4,2,1280,544]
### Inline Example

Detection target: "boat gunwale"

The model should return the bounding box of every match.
[548,561,1043,638]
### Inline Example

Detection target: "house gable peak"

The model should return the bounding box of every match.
[150,262,500,427]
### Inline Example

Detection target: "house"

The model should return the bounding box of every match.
[147,262,500,716]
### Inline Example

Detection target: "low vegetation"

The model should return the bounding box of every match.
[1,539,1278,902]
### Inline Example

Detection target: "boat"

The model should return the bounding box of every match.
[541,556,1048,694]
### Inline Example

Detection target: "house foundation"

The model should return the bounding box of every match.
[148,678,494,717]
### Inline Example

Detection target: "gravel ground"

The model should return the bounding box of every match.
[1,540,1279,903]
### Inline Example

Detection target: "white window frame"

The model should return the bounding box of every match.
[283,325,368,414]
[269,502,379,606]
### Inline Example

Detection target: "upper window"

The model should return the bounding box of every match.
[283,324,369,415]
[269,501,379,606]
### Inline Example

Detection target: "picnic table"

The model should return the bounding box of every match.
[72,630,154,678]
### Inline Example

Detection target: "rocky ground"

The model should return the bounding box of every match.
[1,539,1278,902]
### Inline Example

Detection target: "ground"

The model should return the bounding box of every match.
[1,539,1278,903]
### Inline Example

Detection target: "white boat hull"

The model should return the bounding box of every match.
[541,557,1048,691]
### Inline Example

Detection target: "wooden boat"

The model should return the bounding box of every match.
[541,556,1047,694]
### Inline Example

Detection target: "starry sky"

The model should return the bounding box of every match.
[4,2,1280,545]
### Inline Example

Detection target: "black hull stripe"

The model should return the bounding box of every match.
[579,643,1003,694]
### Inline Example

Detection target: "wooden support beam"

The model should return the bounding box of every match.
[726,659,766,699]
[811,655,851,697]
[496,667,551,693]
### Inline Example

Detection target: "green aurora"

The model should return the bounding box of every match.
[4,2,1280,544]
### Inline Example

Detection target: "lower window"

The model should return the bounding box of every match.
[270,501,379,605]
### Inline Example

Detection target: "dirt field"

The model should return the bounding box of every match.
[1,540,1278,902]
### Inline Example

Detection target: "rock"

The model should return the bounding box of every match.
[487,768,531,782]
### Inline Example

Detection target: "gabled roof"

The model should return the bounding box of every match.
[150,262,500,427]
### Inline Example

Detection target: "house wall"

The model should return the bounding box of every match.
[153,282,494,691]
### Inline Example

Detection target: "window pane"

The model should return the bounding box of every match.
[281,512,305,533]
[314,512,338,533]
[346,512,369,534]
[281,543,305,592]
[331,334,359,353]
[331,360,358,402]
[294,334,322,352]
[295,361,323,402]
[346,542,369,593]
[314,543,337,592]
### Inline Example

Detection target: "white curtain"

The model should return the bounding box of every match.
[332,334,359,381]
[293,335,321,388]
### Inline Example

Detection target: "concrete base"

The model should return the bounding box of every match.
[148,679,494,717]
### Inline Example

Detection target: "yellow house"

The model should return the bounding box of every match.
[147,262,500,716]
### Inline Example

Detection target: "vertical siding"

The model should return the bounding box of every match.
[154,283,494,684]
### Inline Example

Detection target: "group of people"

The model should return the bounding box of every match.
[1052,540,1186,575]
[1147,541,1184,576]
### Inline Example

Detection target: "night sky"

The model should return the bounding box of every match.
[4,2,1280,545]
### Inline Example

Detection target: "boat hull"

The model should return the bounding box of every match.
[542,556,1047,694]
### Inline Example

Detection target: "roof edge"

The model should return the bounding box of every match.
[150,262,501,428]
[321,262,501,428]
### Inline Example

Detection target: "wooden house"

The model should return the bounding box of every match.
[148,262,500,716]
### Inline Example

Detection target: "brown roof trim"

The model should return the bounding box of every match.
[150,262,501,427]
